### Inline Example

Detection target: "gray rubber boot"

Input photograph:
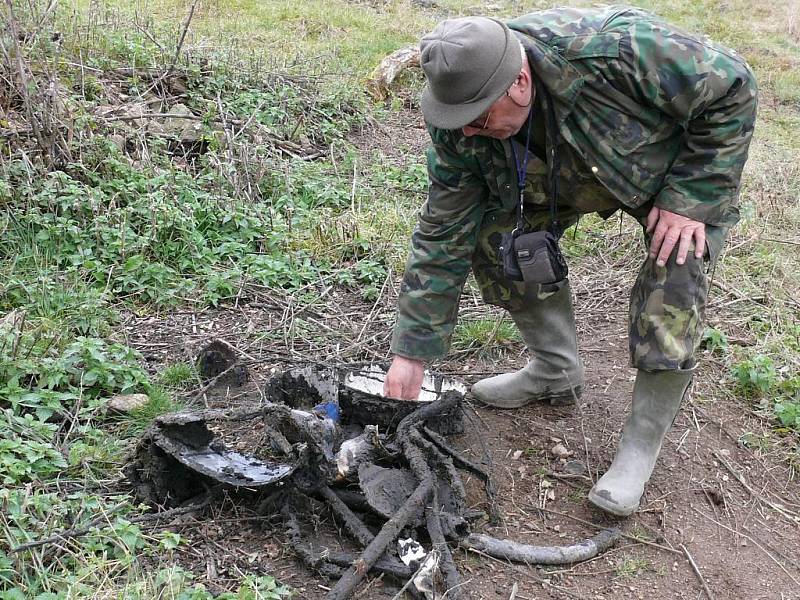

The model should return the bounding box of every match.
[588,369,693,517]
[471,279,584,408]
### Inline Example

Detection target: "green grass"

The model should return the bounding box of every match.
[121,387,185,434]
[159,362,197,388]
[453,317,521,350]
[2,0,800,595]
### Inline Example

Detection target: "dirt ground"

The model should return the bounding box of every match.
[119,112,800,600]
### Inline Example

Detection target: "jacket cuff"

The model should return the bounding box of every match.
[390,327,450,362]
[654,188,740,229]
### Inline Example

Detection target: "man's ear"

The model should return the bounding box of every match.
[510,69,532,104]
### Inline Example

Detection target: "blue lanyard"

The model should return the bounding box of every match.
[509,85,562,236]
[509,108,534,235]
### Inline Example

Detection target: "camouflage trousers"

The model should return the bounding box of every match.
[471,203,728,371]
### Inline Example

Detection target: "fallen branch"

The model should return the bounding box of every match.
[461,527,621,565]
[325,552,412,580]
[426,483,463,599]
[325,479,433,600]
[366,46,420,100]
[318,485,375,548]
[423,425,499,522]
[282,497,342,579]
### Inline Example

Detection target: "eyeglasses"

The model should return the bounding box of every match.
[463,87,516,130]
[465,108,492,130]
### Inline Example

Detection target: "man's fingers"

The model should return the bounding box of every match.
[646,208,707,267]
[695,227,707,259]
[649,222,667,259]
[656,229,680,267]
[675,229,694,265]
[383,379,399,398]
[645,206,660,233]
[384,356,425,401]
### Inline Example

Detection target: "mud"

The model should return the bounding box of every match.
[357,463,417,519]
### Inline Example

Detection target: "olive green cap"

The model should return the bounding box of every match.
[419,17,522,130]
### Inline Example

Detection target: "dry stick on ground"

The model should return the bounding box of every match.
[693,507,800,588]
[325,552,411,580]
[325,479,433,600]
[389,559,431,600]
[426,488,466,600]
[282,498,343,580]
[422,425,500,523]
[712,449,800,524]
[317,486,374,548]
[536,506,683,556]
[463,547,585,600]
[100,112,319,158]
[184,362,241,402]
[680,543,715,600]
[326,395,462,600]
[461,528,621,565]
[409,433,464,598]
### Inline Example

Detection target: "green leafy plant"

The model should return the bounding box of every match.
[0,411,68,484]
[702,326,729,354]
[731,355,778,396]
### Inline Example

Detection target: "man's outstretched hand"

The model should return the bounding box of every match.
[384,355,425,401]
[646,206,706,267]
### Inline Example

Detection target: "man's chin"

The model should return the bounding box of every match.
[481,129,513,140]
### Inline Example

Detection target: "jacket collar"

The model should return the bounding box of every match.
[510,30,585,126]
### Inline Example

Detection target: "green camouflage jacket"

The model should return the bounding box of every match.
[391,5,758,361]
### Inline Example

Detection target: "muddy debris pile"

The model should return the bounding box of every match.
[126,365,620,600]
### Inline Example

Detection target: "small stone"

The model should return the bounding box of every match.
[163,103,202,142]
[718,448,731,457]
[106,393,149,414]
[512,450,523,460]
[563,460,587,475]
[0,309,25,333]
[550,443,572,459]
[196,339,248,386]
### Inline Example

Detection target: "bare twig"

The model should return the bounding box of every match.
[167,0,198,74]
[680,544,715,600]
[712,450,800,524]
[318,485,374,548]
[325,480,433,600]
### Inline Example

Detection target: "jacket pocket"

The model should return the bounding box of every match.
[550,32,622,60]
[578,76,678,155]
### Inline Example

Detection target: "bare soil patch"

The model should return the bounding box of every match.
[117,115,800,600]
[119,295,800,599]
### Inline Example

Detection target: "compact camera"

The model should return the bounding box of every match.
[500,229,569,284]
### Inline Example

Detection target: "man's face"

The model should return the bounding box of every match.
[460,72,533,140]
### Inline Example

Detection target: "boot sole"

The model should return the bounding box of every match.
[474,386,581,409]
[587,488,637,517]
